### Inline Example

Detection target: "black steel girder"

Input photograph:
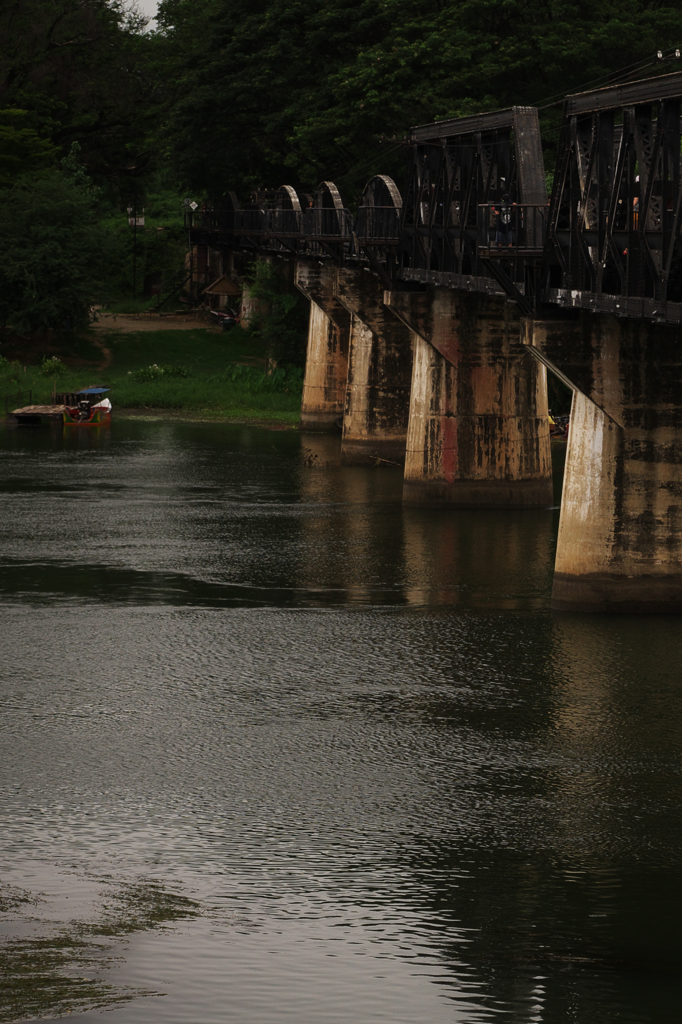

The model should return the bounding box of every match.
[544,70,682,321]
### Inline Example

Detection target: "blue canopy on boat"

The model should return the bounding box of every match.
[74,387,111,395]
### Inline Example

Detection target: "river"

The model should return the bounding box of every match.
[1,419,681,1024]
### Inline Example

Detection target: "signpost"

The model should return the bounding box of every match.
[126,204,145,299]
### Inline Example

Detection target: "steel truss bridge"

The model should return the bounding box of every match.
[189,69,682,326]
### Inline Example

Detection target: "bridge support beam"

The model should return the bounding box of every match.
[335,268,414,464]
[295,264,351,432]
[386,288,553,507]
[524,314,682,613]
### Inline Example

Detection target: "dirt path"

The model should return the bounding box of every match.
[92,312,220,334]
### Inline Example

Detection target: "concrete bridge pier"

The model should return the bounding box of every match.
[335,268,414,465]
[386,288,553,507]
[524,315,682,613]
[294,264,351,431]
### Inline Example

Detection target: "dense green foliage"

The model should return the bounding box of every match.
[0,2,185,331]
[157,0,682,197]
[0,109,58,189]
[0,0,163,187]
[97,187,187,301]
[246,261,310,366]
[0,146,105,332]
[4,0,682,199]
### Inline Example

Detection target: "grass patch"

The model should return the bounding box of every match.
[89,883,200,936]
[0,328,304,422]
[108,327,266,373]
[99,297,161,316]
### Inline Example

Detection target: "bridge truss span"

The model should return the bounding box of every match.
[545,69,682,324]
[397,105,547,307]
[188,68,682,328]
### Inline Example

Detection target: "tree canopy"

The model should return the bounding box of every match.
[0,2,179,333]
[156,0,682,198]
[0,146,105,332]
[0,0,168,190]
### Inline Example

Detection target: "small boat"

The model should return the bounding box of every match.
[549,413,570,441]
[61,387,112,426]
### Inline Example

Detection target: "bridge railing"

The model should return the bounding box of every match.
[354,206,401,245]
[477,204,549,256]
[188,208,240,232]
[269,208,305,236]
[235,209,269,235]
[303,207,353,241]
[189,205,354,249]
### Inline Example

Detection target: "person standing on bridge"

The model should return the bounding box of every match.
[493,195,514,247]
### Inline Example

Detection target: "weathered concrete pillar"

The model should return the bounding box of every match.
[294,264,351,431]
[334,268,414,464]
[386,287,553,507]
[524,314,682,612]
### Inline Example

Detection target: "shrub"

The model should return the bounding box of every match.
[128,363,189,383]
[0,357,22,377]
[223,363,303,394]
[40,356,66,376]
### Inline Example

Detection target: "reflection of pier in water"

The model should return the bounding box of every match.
[296,433,403,606]
[296,434,556,610]
[387,612,682,1022]
[401,505,555,610]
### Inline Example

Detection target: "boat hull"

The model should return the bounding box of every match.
[63,407,112,426]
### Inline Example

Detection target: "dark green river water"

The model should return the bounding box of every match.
[1,420,681,1023]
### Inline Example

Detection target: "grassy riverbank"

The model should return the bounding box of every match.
[0,326,303,425]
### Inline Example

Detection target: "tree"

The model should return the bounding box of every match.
[0,109,58,188]
[247,260,309,366]
[0,145,106,333]
[0,0,169,188]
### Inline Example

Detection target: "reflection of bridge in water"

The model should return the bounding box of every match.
[190,70,682,614]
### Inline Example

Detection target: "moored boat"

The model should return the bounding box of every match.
[549,413,570,441]
[60,387,112,426]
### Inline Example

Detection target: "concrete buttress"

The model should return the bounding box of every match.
[334,268,414,464]
[524,314,682,612]
[294,264,351,431]
[386,287,553,507]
